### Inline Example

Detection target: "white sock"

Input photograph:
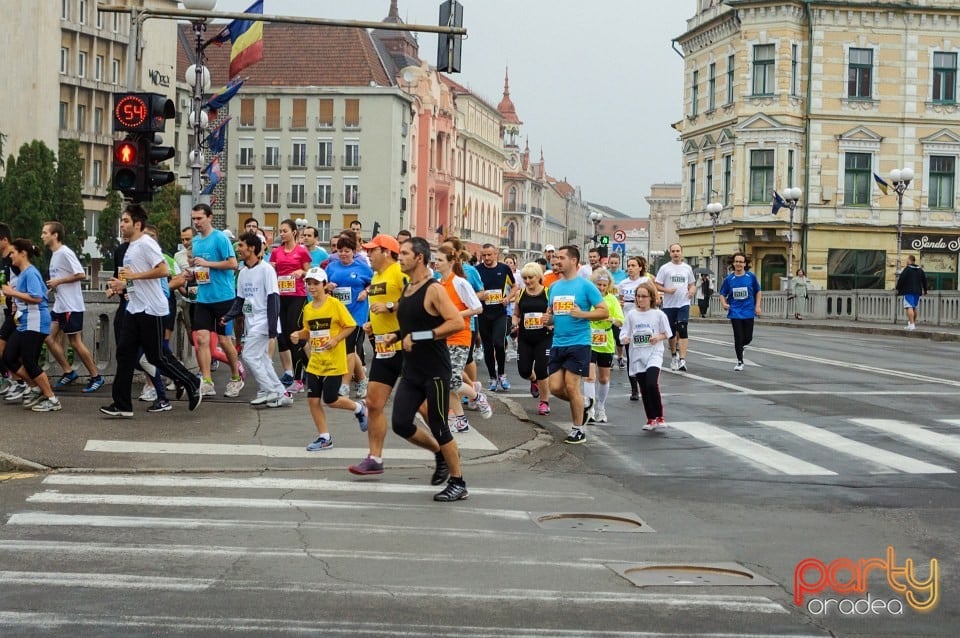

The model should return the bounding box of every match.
[597,382,609,408]
[583,381,595,401]
[354,402,364,414]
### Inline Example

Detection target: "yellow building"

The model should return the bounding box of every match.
[674,0,960,290]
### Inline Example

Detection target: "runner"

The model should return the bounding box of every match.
[324,232,373,399]
[585,268,624,424]
[544,245,608,445]
[620,280,671,430]
[0,224,16,395]
[475,243,517,392]
[512,261,552,416]
[617,256,651,399]
[382,236,471,501]
[718,252,762,371]
[269,219,311,393]
[290,267,368,450]
[655,243,696,372]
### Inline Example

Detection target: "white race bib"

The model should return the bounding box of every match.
[333,286,352,304]
[523,312,544,330]
[277,275,297,295]
[552,295,575,316]
[732,286,748,300]
[309,329,331,353]
[374,333,400,358]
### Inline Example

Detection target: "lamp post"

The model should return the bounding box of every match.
[782,187,802,292]
[183,0,217,205]
[705,201,722,277]
[589,210,603,249]
[889,167,914,277]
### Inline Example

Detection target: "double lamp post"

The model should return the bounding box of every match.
[888,166,913,276]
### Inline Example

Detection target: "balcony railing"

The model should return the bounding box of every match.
[316,155,335,170]
[341,193,360,208]
[288,116,308,131]
[316,116,336,131]
[342,155,361,171]
[261,193,281,206]
[287,193,307,208]
[288,154,308,170]
[236,153,255,169]
[343,118,362,131]
[261,155,281,169]
[313,193,333,208]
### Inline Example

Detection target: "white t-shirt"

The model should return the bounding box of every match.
[655,261,696,309]
[124,235,169,317]
[623,308,673,374]
[617,275,651,313]
[50,245,85,313]
[237,260,280,337]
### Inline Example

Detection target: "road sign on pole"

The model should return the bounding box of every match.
[613,230,626,243]
[612,242,626,257]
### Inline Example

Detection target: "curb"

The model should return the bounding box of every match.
[696,317,960,341]
[0,451,50,473]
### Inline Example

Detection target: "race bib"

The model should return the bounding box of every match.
[242,301,253,315]
[591,328,607,346]
[333,286,352,304]
[552,295,575,316]
[194,267,211,285]
[125,278,136,296]
[621,288,635,302]
[374,333,400,358]
[523,312,544,330]
[671,274,686,285]
[632,327,653,346]
[309,329,331,352]
[277,275,297,295]
[732,286,748,300]
[484,289,504,305]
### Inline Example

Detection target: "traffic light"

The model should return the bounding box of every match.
[600,235,610,246]
[111,92,176,202]
[437,0,463,73]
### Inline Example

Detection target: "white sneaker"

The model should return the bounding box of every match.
[733,362,744,372]
[266,392,294,408]
[139,384,157,402]
[250,391,269,406]
[670,354,680,371]
[224,378,244,398]
[356,379,368,399]
[905,323,916,331]
[582,397,596,425]
[475,392,493,419]
[200,380,216,397]
[594,407,607,423]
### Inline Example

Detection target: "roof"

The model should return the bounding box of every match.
[586,202,633,219]
[497,68,522,125]
[178,23,392,87]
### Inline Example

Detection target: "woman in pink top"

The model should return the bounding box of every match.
[269,219,312,392]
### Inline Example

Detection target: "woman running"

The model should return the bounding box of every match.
[324,232,373,399]
[269,219,311,392]
[620,280,671,430]
[584,268,624,424]
[512,261,552,415]
[617,256,651,401]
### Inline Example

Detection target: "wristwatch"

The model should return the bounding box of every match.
[386,302,396,312]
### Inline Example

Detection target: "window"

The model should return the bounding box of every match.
[691,69,699,117]
[848,48,873,98]
[96,7,103,29]
[94,107,103,134]
[291,141,307,168]
[61,48,68,74]
[843,152,871,206]
[749,149,774,203]
[316,178,332,205]
[92,159,102,188]
[933,52,957,103]
[77,105,86,132]
[708,63,716,110]
[95,55,103,81]
[316,216,331,241]
[791,44,800,96]
[77,52,87,78]
[291,98,307,129]
[344,179,359,206]
[239,98,255,127]
[787,149,795,189]
[318,99,334,128]
[723,154,732,206]
[59,101,68,129]
[62,0,68,20]
[264,145,280,168]
[726,54,735,104]
[113,12,120,32]
[290,180,306,206]
[265,99,280,129]
[317,140,333,168]
[688,162,697,211]
[111,59,120,84]
[238,182,254,205]
[752,44,775,95]
[705,159,714,203]
[929,156,955,209]
[345,99,360,128]
[827,249,885,290]
[79,0,86,24]
[344,140,360,168]
[264,181,279,205]
[239,146,254,167]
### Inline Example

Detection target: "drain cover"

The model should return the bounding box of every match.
[530,512,653,533]
[608,562,776,587]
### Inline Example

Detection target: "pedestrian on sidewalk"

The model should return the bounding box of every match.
[382,236,471,502]
[620,280,671,430]
[895,255,928,331]
[790,268,811,320]
[719,252,762,372]
[291,267,368,451]
[544,245,608,445]
[696,272,713,318]
[585,269,624,424]
[512,261,552,416]
[221,232,290,408]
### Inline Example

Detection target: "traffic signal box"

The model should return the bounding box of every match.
[111,92,176,202]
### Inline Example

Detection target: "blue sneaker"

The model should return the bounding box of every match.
[306,436,333,451]
[498,375,511,391]
[356,400,368,432]
[279,372,294,387]
[82,375,105,393]
[54,370,78,389]
[488,378,498,392]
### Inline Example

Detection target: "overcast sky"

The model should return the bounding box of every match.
[213,0,693,217]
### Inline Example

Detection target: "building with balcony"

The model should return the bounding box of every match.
[2,0,178,260]
[674,0,960,291]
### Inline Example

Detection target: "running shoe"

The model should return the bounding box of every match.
[54,370,78,389]
[250,391,269,406]
[266,392,294,408]
[618,357,626,370]
[147,399,172,413]
[487,378,498,392]
[199,380,216,397]
[498,375,511,390]
[22,389,43,408]
[595,407,608,423]
[453,415,470,433]
[291,380,305,394]
[100,403,133,418]
[467,382,482,410]
[83,375,105,393]
[537,401,550,416]
[224,378,245,398]
[564,428,586,445]
[678,358,687,372]
[306,436,333,451]
[433,477,469,502]
[356,400,368,432]
[349,455,384,475]
[642,419,656,431]
[357,379,368,399]
[31,397,62,412]
[670,354,680,371]
[139,384,157,402]
[582,397,596,425]
[629,393,640,401]
[188,386,203,411]
[655,416,667,429]
[733,362,744,372]
[475,392,493,419]
[4,382,27,402]
[530,381,539,398]
[279,372,295,387]
[431,452,450,485]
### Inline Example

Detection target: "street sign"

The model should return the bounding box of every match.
[612,242,626,257]
[613,230,626,243]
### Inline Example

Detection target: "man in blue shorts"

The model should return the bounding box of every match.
[895,255,927,331]
[545,245,608,445]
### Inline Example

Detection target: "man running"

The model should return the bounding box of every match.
[655,243,696,372]
[545,245,608,445]
[382,237,470,501]
[718,252,761,371]
[475,243,517,392]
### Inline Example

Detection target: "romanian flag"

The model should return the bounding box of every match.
[873,172,890,196]
[212,0,264,79]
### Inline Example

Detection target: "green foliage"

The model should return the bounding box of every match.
[54,139,87,256]
[97,190,123,271]
[144,182,185,254]
[2,140,57,243]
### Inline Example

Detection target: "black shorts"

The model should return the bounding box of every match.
[368,349,403,387]
[547,344,592,377]
[52,310,84,334]
[163,295,177,333]
[591,351,614,368]
[0,315,16,341]
[193,300,234,335]
[344,326,366,357]
[306,372,347,404]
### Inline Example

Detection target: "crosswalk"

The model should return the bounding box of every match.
[584,417,960,478]
[0,473,828,637]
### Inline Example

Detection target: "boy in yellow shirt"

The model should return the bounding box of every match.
[290,268,368,450]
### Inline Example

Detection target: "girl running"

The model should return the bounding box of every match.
[620,280,671,430]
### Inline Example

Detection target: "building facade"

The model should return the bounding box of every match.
[675,0,960,290]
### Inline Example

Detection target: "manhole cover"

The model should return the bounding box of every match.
[608,562,776,587]
[530,512,653,533]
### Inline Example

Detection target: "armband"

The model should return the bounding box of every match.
[411,330,434,342]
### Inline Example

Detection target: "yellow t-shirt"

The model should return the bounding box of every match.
[302,295,356,377]
[367,261,406,359]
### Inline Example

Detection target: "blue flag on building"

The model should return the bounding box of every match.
[771,190,786,215]
[200,157,222,194]
[205,116,232,155]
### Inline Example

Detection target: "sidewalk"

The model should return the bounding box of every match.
[695,314,960,341]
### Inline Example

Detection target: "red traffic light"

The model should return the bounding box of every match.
[114,94,149,130]
[114,140,138,165]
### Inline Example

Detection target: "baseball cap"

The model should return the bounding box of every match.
[304,267,327,283]
[544,244,556,252]
[363,234,401,254]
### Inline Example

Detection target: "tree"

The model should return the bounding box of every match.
[97,189,123,272]
[144,182,185,255]
[2,140,57,243]
[54,139,87,255]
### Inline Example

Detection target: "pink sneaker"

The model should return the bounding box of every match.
[537,401,550,415]
[291,380,305,394]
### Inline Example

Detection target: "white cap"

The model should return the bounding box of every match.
[222,228,236,240]
[304,267,327,283]
[544,244,556,252]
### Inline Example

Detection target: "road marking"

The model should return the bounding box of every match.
[668,421,837,476]
[941,419,960,429]
[0,472,36,482]
[41,474,595,500]
[757,421,954,474]
[851,419,960,460]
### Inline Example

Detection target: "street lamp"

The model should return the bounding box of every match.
[705,201,722,277]
[589,211,603,247]
[889,167,914,276]
[183,0,217,205]
[781,187,802,292]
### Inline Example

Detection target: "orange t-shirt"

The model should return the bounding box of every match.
[542,270,561,288]
[441,274,474,347]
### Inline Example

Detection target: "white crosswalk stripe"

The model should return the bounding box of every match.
[850,419,960,460]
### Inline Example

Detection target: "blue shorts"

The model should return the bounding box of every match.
[52,311,84,334]
[548,344,592,377]
[903,294,920,309]
[663,305,690,327]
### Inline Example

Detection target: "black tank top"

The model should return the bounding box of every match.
[516,287,551,341]
[397,278,451,379]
